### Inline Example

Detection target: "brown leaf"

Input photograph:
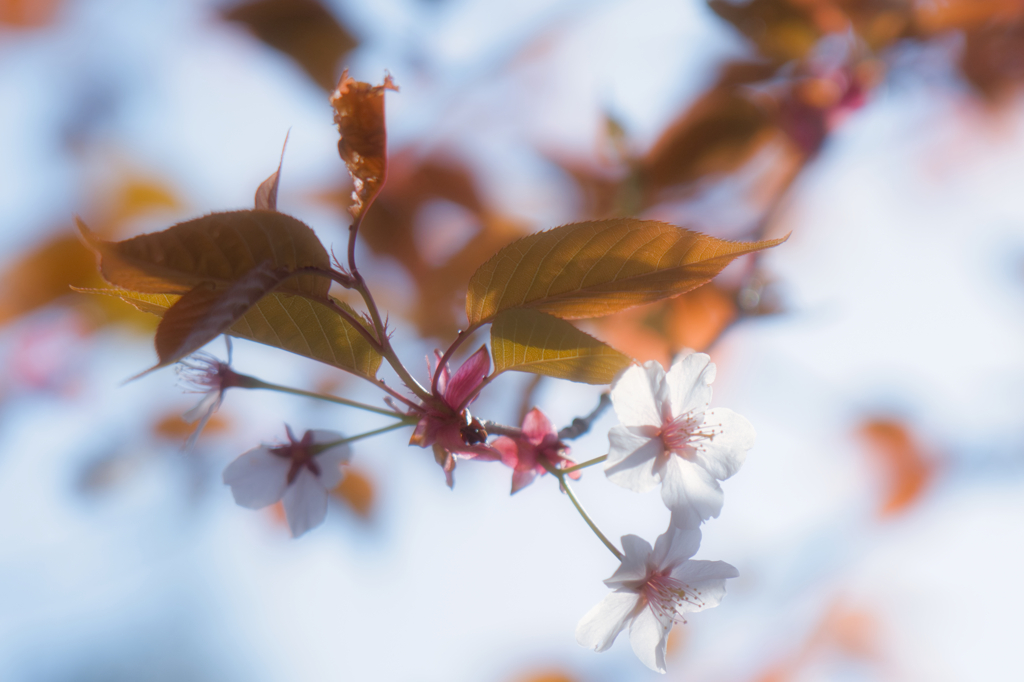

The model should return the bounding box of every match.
[490,308,632,384]
[331,71,398,220]
[255,133,289,211]
[78,210,330,296]
[82,288,382,378]
[707,0,822,62]
[639,61,776,199]
[466,218,786,324]
[152,263,292,369]
[222,0,357,91]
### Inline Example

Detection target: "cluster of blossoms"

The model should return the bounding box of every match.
[183,347,752,673]
[576,352,753,672]
[88,71,777,674]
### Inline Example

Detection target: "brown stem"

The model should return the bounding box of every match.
[431,325,482,396]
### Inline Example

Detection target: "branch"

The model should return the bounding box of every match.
[558,392,611,440]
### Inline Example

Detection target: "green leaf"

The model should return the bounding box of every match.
[78,287,381,378]
[466,218,786,324]
[490,308,632,385]
[77,210,331,297]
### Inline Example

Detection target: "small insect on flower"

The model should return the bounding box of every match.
[223,426,351,537]
[409,345,500,487]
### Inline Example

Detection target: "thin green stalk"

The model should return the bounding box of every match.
[559,454,607,475]
[246,377,406,418]
[542,460,623,561]
[311,419,414,454]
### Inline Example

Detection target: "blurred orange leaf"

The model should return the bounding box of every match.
[78,210,330,296]
[509,672,576,682]
[223,0,357,91]
[333,467,375,519]
[0,235,100,325]
[153,410,229,440]
[639,61,776,198]
[0,0,61,27]
[333,154,524,338]
[466,218,786,324]
[858,419,936,517]
[331,72,398,219]
[490,308,632,384]
[665,282,737,351]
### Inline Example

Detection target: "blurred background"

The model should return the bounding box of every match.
[2,0,1024,680]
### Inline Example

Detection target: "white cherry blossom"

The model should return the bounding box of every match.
[223,426,351,537]
[604,353,755,528]
[576,527,738,673]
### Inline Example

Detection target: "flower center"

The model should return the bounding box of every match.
[269,428,322,485]
[642,571,708,625]
[658,412,719,455]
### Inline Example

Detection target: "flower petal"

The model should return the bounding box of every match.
[610,361,668,427]
[183,390,220,424]
[692,408,754,480]
[605,534,653,586]
[666,352,714,418]
[521,407,555,444]
[309,430,350,490]
[605,427,664,494]
[491,436,519,468]
[661,453,723,529]
[281,468,329,537]
[444,345,490,410]
[668,560,738,613]
[222,445,290,509]
[629,603,672,673]
[575,590,641,652]
[652,527,702,570]
[510,466,539,494]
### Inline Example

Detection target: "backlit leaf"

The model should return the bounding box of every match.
[466,218,786,324]
[153,263,292,369]
[78,210,330,296]
[330,71,398,219]
[490,308,632,385]
[79,288,381,378]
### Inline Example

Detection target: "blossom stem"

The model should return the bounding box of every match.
[542,461,623,561]
[244,377,407,418]
[311,419,415,454]
[559,455,607,475]
[343,212,433,403]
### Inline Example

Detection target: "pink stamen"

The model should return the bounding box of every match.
[658,412,721,455]
[641,572,707,626]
